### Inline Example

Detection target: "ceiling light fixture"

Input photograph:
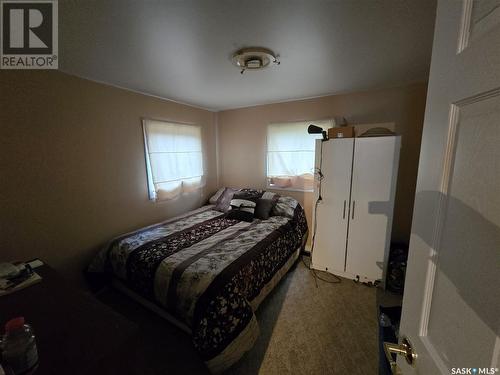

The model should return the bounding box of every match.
[231,47,280,74]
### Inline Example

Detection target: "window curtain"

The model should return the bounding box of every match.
[143,119,203,201]
[267,119,333,190]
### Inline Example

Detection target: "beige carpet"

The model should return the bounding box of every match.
[227,260,380,375]
[97,260,399,374]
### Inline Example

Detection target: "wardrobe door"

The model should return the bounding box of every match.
[346,136,400,282]
[312,138,354,274]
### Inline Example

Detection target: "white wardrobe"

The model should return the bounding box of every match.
[311,136,400,284]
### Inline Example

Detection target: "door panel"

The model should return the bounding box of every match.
[398,0,500,373]
[426,94,500,370]
[346,136,400,282]
[312,138,353,274]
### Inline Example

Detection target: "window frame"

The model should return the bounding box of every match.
[141,117,204,202]
[265,118,332,192]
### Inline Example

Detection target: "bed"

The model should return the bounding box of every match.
[88,189,308,373]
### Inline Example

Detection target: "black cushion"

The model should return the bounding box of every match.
[233,189,263,201]
[254,198,275,220]
[227,198,256,222]
[226,209,254,222]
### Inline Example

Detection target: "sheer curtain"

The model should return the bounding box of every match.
[267,119,332,191]
[143,119,203,201]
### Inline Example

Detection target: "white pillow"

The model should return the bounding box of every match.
[230,199,256,213]
[208,187,226,204]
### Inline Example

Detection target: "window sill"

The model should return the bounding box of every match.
[267,185,314,193]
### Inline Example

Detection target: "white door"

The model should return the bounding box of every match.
[397,0,500,373]
[346,136,400,282]
[312,138,353,275]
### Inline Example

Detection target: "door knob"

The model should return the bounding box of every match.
[383,336,417,374]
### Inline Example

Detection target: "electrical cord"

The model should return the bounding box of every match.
[310,140,324,257]
[305,139,341,286]
[301,255,341,286]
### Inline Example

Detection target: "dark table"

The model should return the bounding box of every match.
[0,264,139,375]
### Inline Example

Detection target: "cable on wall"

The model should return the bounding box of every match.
[303,135,341,285]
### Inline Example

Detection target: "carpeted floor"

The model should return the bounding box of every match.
[96,259,401,375]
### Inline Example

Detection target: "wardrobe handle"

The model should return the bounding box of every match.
[342,200,346,219]
[351,201,355,220]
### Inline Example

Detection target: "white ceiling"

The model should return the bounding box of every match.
[59,0,437,111]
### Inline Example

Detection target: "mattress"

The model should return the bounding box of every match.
[88,197,308,373]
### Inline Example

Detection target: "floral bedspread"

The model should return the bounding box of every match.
[89,196,308,373]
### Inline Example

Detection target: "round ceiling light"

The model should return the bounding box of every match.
[231,47,280,74]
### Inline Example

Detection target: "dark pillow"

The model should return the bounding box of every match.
[214,188,236,212]
[233,189,263,201]
[226,209,254,222]
[227,198,256,222]
[254,198,276,220]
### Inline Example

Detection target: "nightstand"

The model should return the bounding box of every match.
[0,263,139,375]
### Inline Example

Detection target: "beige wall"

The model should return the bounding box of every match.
[218,82,428,245]
[0,73,426,283]
[0,71,217,282]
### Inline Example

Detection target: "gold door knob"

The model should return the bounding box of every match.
[384,337,417,374]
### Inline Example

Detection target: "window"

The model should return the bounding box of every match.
[266,119,332,191]
[142,119,203,201]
